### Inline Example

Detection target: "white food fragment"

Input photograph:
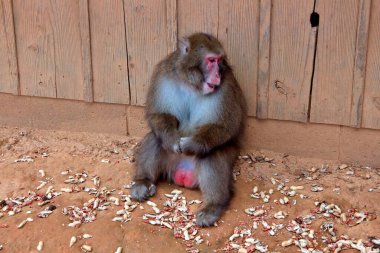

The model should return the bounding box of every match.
[238,248,248,253]
[61,188,73,193]
[14,156,34,163]
[183,230,190,241]
[69,236,77,247]
[253,209,265,217]
[229,233,240,241]
[82,234,92,239]
[68,220,81,227]
[171,189,182,195]
[17,219,28,229]
[274,211,286,219]
[281,239,294,247]
[290,185,304,190]
[81,244,92,252]
[36,181,47,190]
[38,169,46,177]
[37,241,43,251]
[152,206,160,214]
[146,201,157,207]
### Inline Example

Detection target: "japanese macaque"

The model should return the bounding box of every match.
[131,33,246,227]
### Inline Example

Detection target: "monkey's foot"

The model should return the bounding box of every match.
[131,179,156,201]
[195,204,224,227]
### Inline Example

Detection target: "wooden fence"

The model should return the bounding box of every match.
[0,0,379,130]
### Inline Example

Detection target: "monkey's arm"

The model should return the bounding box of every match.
[178,124,237,156]
[147,113,180,151]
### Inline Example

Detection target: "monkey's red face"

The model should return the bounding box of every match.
[202,54,222,94]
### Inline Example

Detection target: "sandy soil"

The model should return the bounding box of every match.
[0,126,379,253]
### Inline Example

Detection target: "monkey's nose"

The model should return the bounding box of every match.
[210,74,220,85]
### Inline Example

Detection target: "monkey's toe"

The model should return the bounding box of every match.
[195,204,224,227]
[131,180,156,201]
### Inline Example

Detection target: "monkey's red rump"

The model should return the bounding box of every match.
[173,158,196,188]
[173,168,196,188]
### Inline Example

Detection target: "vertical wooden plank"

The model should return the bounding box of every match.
[256,0,271,119]
[79,0,93,102]
[125,0,176,106]
[350,0,371,127]
[310,0,360,125]
[89,0,129,104]
[267,0,315,122]
[218,0,259,117]
[13,0,84,100]
[14,0,56,98]
[166,0,177,55]
[51,0,84,100]
[362,0,380,129]
[178,0,219,37]
[0,0,19,95]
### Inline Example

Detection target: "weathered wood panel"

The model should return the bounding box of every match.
[362,0,380,129]
[256,0,271,119]
[350,0,371,127]
[0,0,18,95]
[125,0,176,106]
[13,0,84,100]
[178,0,219,37]
[310,0,360,125]
[89,0,129,104]
[218,0,259,116]
[79,0,93,102]
[166,0,177,55]
[266,0,315,122]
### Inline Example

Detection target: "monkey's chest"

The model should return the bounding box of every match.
[172,158,198,188]
[157,80,222,132]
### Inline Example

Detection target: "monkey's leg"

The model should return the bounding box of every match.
[131,132,167,201]
[196,146,238,227]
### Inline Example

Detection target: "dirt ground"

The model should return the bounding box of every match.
[0,126,379,253]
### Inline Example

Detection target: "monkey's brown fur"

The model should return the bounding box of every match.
[131,33,246,227]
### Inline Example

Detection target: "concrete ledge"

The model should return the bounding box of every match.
[1,93,379,166]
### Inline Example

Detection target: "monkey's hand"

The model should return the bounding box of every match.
[161,132,181,152]
[175,136,207,156]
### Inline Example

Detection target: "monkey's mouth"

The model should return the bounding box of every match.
[207,83,216,89]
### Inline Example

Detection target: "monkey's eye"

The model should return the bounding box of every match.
[208,57,216,63]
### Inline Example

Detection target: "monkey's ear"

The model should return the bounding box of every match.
[178,38,190,55]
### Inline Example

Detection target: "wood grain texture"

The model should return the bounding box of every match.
[267,0,315,122]
[256,0,271,119]
[310,0,360,125]
[89,0,129,104]
[362,0,380,129]
[178,0,219,37]
[166,0,177,54]
[125,0,175,106]
[350,0,371,127]
[79,0,93,102]
[13,0,84,99]
[0,0,18,95]
[218,0,259,117]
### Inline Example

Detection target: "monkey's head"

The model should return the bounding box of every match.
[177,33,229,95]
